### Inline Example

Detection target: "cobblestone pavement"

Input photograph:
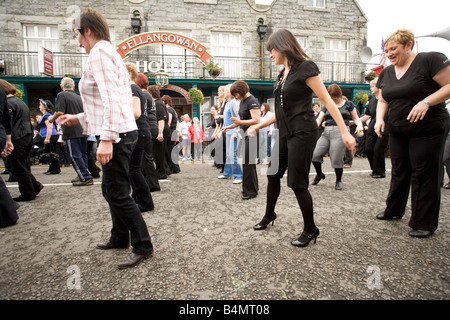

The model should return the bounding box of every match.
[0,157,449,303]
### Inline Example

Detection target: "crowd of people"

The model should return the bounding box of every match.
[0,9,449,270]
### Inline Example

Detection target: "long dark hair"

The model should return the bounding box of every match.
[267,29,309,67]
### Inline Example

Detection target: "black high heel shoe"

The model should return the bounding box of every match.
[291,228,320,247]
[253,213,277,230]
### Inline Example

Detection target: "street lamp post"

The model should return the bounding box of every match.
[257,20,268,80]
[155,70,169,87]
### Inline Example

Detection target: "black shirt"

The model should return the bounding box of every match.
[55,90,84,139]
[274,60,320,137]
[154,98,171,137]
[0,88,11,146]
[321,100,355,126]
[364,97,389,136]
[238,94,260,132]
[131,84,151,133]
[377,52,450,126]
[143,90,157,129]
[7,96,33,141]
[167,106,178,131]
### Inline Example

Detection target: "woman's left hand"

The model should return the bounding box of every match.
[342,131,356,154]
[230,117,240,125]
[407,101,429,123]
[355,125,364,137]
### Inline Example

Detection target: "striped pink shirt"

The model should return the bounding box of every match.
[77,40,137,142]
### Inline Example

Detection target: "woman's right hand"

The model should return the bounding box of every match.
[374,120,385,138]
[247,125,257,137]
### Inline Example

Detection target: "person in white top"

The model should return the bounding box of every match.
[58,8,153,269]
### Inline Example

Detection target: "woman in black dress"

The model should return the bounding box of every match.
[374,29,450,238]
[247,29,356,247]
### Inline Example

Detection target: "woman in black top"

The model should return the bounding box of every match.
[0,79,43,201]
[248,29,356,247]
[228,80,260,199]
[0,87,18,227]
[374,29,450,238]
[126,63,154,212]
[360,77,389,178]
[312,84,363,190]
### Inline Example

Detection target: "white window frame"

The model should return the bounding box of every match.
[158,29,194,78]
[325,38,350,82]
[307,0,326,8]
[23,24,60,75]
[296,36,308,54]
[210,32,242,79]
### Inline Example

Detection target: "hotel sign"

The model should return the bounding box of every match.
[117,32,213,64]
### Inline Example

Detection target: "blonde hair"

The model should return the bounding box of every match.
[385,29,415,49]
[125,62,138,82]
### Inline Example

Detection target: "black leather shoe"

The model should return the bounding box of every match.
[117,250,154,269]
[376,212,400,220]
[35,183,44,196]
[311,173,325,185]
[242,194,257,200]
[371,173,385,178]
[96,241,130,250]
[335,181,342,190]
[13,195,35,202]
[291,228,320,247]
[253,213,277,230]
[409,230,434,238]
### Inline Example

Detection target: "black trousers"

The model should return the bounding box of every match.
[0,137,18,228]
[365,133,389,176]
[384,119,450,231]
[101,131,153,255]
[130,129,154,212]
[141,130,160,192]
[152,128,167,180]
[242,135,258,198]
[44,135,61,173]
[10,133,41,199]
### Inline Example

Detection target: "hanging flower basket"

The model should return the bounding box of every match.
[203,60,222,79]
[188,88,204,104]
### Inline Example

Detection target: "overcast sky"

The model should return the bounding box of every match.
[357,0,450,59]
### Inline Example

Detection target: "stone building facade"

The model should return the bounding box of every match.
[0,0,371,120]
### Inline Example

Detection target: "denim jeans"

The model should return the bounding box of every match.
[100,131,153,255]
[223,133,243,180]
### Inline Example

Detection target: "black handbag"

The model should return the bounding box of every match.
[38,152,59,164]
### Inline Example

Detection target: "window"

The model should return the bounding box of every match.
[296,36,308,54]
[307,0,326,8]
[210,32,242,78]
[325,38,350,82]
[159,29,194,78]
[23,24,60,75]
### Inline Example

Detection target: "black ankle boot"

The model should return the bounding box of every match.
[253,213,277,230]
[312,173,325,185]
